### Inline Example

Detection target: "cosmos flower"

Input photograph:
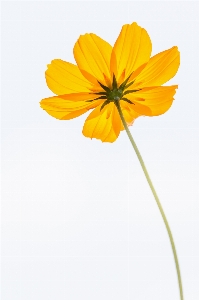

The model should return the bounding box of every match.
[40,22,183,299]
[40,22,180,142]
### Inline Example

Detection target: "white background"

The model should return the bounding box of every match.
[1,1,199,299]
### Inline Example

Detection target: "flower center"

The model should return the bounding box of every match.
[89,73,141,111]
[107,88,123,101]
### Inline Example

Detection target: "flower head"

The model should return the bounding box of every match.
[40,22,180,142]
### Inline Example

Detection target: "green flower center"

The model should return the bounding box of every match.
[107,88,123,101]
[88,73,141,111]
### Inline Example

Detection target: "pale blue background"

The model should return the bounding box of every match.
[1,1,199,299]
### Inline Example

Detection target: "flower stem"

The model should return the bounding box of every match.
[115,101,184,300]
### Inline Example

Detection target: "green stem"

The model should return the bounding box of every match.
[115,101,184,300]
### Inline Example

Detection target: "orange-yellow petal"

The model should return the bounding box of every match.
[40,93,101,120]
[45,59,94,95]
[53,92,99,102]
[110,22,152,81]
[127,85,178,116]
[82,103,121,143]
[120,101,141,130]
[73,33,112,86]
[135,46,180,88]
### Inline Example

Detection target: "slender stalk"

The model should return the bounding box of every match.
[115,101,184,300]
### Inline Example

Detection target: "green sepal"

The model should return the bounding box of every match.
[118,72,133,90]
[94,96,107,100]
[97,81,110,92]
[112,74,117,90]
[121,97,134,105]
[123,80,135,90]
[86,96,108,102]
[100,100,110,111]
[123,89,141,96]
[93,92,107,96]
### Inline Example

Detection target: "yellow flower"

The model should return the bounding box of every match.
[40,22,180,142]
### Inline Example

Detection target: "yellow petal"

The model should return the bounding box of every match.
[73,33,112,86]
[120,101,141,130]
[127,85,178,116]
[40,93,101,120]
[82,103,121,143]
[45,59,94,95]
[135,46,180,87]
[55,92,99,102]
[111,22,152,81]
[40,108,90,120]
